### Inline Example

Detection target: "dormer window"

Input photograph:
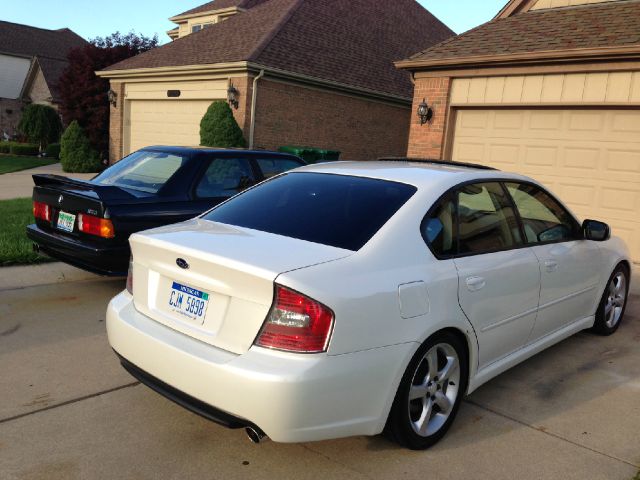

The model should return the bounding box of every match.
[192,25,203,33]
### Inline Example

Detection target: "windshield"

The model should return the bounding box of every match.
[92,150,188,193]
[203,172,417,251]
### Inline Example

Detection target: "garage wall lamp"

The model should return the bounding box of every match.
[107,89,118,108]
[227,83,240,109]
[417,98,434,125]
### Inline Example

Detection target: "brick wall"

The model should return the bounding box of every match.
[108,82,125,164]
[229,75,254,135]
[27,68,54,106]
[253,79,411,161]
[407,77,452,159]
[0,98,24,138]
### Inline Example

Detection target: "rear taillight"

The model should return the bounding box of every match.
[126,257,133,295]
[255,285,334,353]
[78,213,115,238]
[33,201,50,221]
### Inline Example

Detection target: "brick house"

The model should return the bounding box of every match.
[397,0,640,262]
[97,0,453,163]
[0,21,87,138]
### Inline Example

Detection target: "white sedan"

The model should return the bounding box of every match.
[106,161,632,449]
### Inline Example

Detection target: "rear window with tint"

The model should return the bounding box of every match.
[203,172,417,251]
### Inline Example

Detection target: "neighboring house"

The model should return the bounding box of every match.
[0,21,87,138]
[97,0,453,163]
[397,0,640,263]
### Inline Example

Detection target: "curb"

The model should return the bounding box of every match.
[0,262,123,291]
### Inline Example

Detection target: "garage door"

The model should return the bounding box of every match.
[452,109,640,262]
[126,100,213,153]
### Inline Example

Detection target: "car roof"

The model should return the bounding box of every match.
[296,160,535,191]
[141,146,300,158]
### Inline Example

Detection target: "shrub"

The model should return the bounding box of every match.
[200,101,246,148]
[45,143,61,159]
[60,121,101,173]
[0,143,11,154]
[17,104,62,149]
[9,143,39,156]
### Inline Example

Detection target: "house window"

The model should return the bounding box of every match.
[191,25,202,33]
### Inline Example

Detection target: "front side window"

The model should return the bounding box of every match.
[256,157,304,179]
[196,158,254,199]
[457,182,522,255]
[203,172,417,251]
[506,182,578,244]
[92,150,188,194]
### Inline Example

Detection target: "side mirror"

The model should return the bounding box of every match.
[583,219,610,242]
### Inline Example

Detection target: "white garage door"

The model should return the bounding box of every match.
[127,100,213,154]
[452,109,640,262]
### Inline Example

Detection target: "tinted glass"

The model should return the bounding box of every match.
[457,182,522,255]
[257,157,304,179]
[196,158,254,198]
[506,182,578,244]
[203,173,417,251]
[423,194,456,257]
[93,150,188,194]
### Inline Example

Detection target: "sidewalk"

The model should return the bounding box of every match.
[0,163,96,200]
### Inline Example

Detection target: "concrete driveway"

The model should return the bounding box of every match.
[0,163,96,200]
[0,274,638,480]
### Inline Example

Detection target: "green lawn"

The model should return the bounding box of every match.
[0,197,53,266]
[0,155,58,174]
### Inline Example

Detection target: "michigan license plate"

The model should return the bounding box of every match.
[56,211,76,233]
[168,282,210,322]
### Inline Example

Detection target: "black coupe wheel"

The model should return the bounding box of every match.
[385,331,468,450]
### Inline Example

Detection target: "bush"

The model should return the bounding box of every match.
[9,143,39,156]
[17,104,62,149]
[60,121,101,173]
[200,101,246,148]
[0,143,11,154]
[45,143,61,159]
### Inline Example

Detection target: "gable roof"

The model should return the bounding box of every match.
[0,21,87,102]
[103,0,454,99]
[174,0,270,17]
[397,0,640,70]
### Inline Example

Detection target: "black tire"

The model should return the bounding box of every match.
[591,263,630,336]
[385,331,468,450]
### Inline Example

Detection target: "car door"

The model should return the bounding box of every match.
[504,182,601,344]
[451,182,541,369]
[189,156,257,214]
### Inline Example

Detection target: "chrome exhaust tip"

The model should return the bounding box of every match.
[245,426,267,444]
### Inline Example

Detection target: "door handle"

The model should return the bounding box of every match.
[466,276,486,292]
[544,259,559,272]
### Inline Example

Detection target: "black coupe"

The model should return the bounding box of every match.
[27,146,305,275]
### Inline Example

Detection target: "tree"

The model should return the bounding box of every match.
[17,104,62,150]
[200,101,246,148]
[58,32,158,158]
[60,121,101,173]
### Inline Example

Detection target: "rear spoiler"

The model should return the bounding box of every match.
[32,174,135,201]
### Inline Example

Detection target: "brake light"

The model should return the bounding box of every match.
[255,285,334,353]
[78,213,115,238]
[126,257,133,295]
[33,201,51,221]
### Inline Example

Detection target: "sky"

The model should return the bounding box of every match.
[1,1,507,43]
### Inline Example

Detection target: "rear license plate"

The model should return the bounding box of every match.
[168,282,210,323]
[57,211,76,233]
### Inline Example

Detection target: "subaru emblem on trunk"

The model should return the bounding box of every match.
[58,195,64,205]
[176,258,189,270]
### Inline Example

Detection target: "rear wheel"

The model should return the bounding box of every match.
[591,264,629,336]
[385,331,468,450]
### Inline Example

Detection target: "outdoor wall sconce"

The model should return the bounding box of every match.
[107,89,118,107]
[227,83,240,109]
[417,98,433,125]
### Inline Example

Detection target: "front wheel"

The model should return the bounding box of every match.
[591,264,630,336]
[385,331,468,450]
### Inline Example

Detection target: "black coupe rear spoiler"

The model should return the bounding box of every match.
[32,174,135,201]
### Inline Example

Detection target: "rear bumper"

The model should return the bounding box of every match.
[26,224,129,276]
[106,291,414,443]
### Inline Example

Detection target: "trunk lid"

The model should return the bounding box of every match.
[129,218,353,354]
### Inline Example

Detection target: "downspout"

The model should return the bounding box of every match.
[249,69,265,149]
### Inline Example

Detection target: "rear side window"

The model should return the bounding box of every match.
[422,193,456,258]
[93,150,188,194]
[196,158,255,198]
[256,157,304,179]
[203,173,417,251]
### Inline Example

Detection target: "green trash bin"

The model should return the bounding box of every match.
[278,146,340,164]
